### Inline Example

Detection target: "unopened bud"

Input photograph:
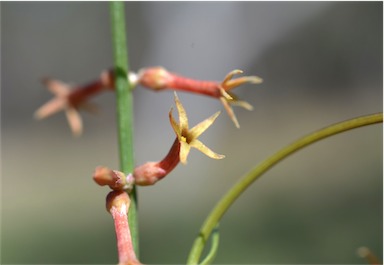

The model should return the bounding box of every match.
[138,67,173,90]
[93,166,134,191]
[106,190,131,214]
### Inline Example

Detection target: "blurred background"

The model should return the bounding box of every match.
[1,2,382,264]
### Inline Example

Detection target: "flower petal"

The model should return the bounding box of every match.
[225,91,254,111]
[42,78,71,97]
[179,141,191,164]
[229,99,254,111]
[219,87,233,101]
[224,76,263,91]
[34,97,66,120]
[189,111,221,139]
[173,92,188,131]
[65,107,83,136]
[219,97,240,128]
[222,69,243,85]
[169,107,181,139]
[189,139,225,160]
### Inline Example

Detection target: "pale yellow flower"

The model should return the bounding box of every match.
[219,69,263,128]
[169,92,225,164]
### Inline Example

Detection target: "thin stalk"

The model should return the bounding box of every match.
[110,1,139,256]
[187,112,383,264]
[199,225,220,265]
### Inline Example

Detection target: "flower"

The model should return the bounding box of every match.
[218,69,262,128]
[34,70,116,136]
[133,92,224,186]
[138,67,262,128]
[169,92,225,164]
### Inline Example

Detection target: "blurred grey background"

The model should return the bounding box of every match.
[1,2,382,264]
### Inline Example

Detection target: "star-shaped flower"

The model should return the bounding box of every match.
[218,69,262,128]
[105,92,225,187]
[169,92,225,164]
[34,78,85,136]
[34,70,116,136]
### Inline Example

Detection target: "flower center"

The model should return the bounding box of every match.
[180,130,192,144]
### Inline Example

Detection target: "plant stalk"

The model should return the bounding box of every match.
[110,1,139,256]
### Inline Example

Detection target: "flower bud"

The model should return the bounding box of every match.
[93,166,134,191]
[138,67,173,90]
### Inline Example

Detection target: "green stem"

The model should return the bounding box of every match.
[110,1,139,256]
[187,112,382,264]
[199,225,220,265]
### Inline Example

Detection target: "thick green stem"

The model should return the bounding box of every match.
[187,112,382,264]
[110,1,139,256]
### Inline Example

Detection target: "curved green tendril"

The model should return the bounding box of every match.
[199,224,220,265]
[187,112,382,265]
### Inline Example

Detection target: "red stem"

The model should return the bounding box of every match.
[168,73,221,98]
